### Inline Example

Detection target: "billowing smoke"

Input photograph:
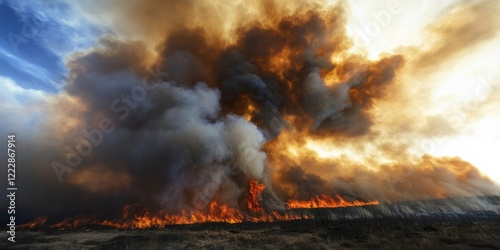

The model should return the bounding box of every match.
[1,0,499,224]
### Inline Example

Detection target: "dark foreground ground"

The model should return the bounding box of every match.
[3,216,500,250]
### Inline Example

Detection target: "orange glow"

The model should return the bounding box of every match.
[287,194,379,209]
[267,47,294,81]
[243,101,258,121]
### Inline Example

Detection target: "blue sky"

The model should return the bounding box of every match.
[0,0,107,93]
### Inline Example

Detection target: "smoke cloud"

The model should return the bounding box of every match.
[1,0,499,224]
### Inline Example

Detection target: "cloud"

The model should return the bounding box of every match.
[0,76,49,141]
[0,46,58,88]
[413,0,500,73]
[0,76,48,106]
[5,0,107,57]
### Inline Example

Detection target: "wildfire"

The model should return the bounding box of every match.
[21,201,309,230]
[17,216,47,230]
[247,179,266,213]
[287,194,379,209]
[105,201,247,229]
[19,181,380,230]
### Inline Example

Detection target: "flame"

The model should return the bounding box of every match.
[247,179,266,213]
[287,194,379,209]
[17,216,47,230]
[19,182,377,229]
[111,201,247,229]
[25,201,310,230]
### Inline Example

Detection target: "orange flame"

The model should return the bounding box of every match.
[247,179,266,213]
[29,201,310,230]
[17,216,47,230]
[287,194,379,209]
[19,183,379,229]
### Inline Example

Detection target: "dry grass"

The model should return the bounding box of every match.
[3,217,499,250]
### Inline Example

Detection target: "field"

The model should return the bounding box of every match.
[4,197,500,249]
[4,217,500,249]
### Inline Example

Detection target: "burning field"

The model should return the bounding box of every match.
[1,0,500,248]
[7,196,500,249]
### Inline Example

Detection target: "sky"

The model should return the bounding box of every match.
[0,0,106,92]
[343,0,500,184]
[0,0,499,185]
